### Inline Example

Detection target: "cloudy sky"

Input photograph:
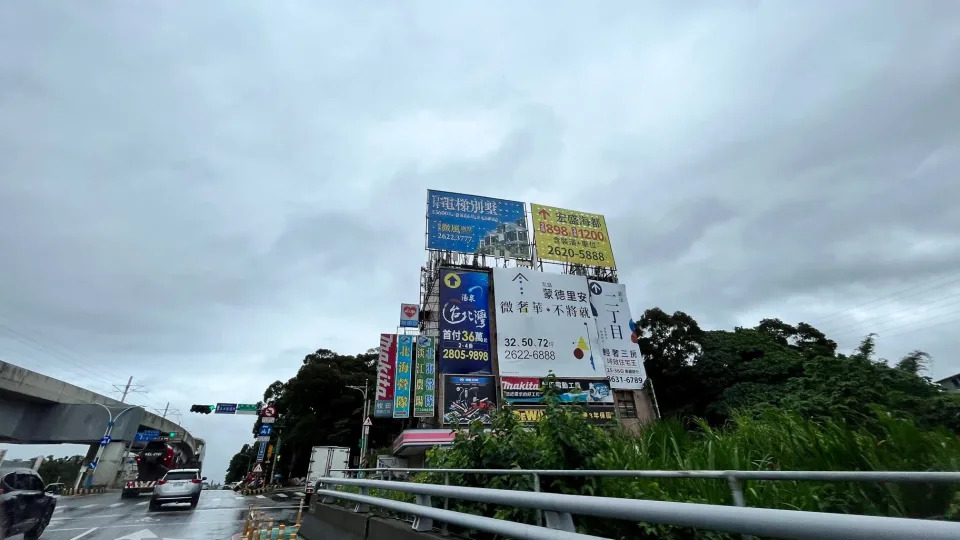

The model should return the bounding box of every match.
[1,1,958,481]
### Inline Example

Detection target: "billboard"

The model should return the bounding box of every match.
[531,204,615,268]
[427,190,529,258]
[400,304,419,328]
[438,268,492,374]
[413,336,437,417]
[501,377,613,405]
[512,405,616,425]
[374,334,397,418]
[492,268,605,378]
[442,375,497,425]
[588,280,646,389]
[393,335,414,419]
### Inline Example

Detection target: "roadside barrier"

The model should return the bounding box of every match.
[242,485,279,496]
[241,500,303,540]
[61,487,107,496]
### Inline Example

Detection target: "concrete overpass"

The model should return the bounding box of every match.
[0,360,202,487]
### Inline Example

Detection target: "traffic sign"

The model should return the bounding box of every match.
[258,425,272,437]
[363,417,373,427]
[256,442,266,462]
[236,403,258,415]
[260,416,275,424]
[135,430,160,442]
[99,436,112,446]
[256,435,270,442]
[87,460,98,470]
[262,405,277,418]
[252,464,263,473]
[215,403,238,414]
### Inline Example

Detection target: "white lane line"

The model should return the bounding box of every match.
[274,493,288,498]
[78,504,98,509]
[255,495,267,499]
[136,501,149,506]
[48,519,245,532]
[51,514,120,521]
[294,491,306,497]
[54,506,67,512]
[235,497,245,500]
[108,502,125,507]
[68,527,98,540]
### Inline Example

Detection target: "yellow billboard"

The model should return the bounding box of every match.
[531,204,616,268]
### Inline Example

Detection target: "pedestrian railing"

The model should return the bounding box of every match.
[313,468,960,540]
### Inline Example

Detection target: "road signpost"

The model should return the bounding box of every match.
[215,403,238,414]
[258,425,272,437]
[100,436,112,446]
[262,405,276,418]
[236,403,258,415]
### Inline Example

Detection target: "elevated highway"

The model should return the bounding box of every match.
[0,360,203,487]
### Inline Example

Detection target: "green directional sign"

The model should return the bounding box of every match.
[236,403,258,415]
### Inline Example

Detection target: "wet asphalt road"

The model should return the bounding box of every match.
[20,489,306,540]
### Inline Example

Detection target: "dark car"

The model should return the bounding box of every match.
[0,468,57,539]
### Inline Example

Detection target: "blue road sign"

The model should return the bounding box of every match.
[87,460,98,470]
[256,442,266,463]
[215,403,238,414]
[258,425,272,437]
[99,436,112,446]
[135,430,160,442]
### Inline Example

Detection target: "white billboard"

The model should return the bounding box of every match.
[492,268,605,378]
[588,280,646,389]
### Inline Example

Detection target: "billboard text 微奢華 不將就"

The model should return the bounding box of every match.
[442,375,497,425]
[588,280,646,389]
[492,268,605,378]
[500,376,613,405]
[438,268,492,374]
[374,334,397,418]
[393,335,414,419]
[413,336,437,417]
[531,203,615,268]
[426,190,530,258]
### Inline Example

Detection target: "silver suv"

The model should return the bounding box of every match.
[149,469,205,511]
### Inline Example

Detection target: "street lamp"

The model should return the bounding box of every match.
[345,379,370,474]
[77,403,140,490]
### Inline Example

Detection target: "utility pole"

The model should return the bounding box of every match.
[161,402,169,418]
[346,379,370,473]
[119,376,133,403]
[268,429,282,485]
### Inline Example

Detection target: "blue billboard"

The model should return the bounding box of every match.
[393,335,414,419]
[426,190,529,258]
[438,268,492,374]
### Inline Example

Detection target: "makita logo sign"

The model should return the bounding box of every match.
[501,378,540,391]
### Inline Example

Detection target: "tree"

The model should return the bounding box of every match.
[37,455,84,486]
[636,308,704,416]
[225,444,255,484]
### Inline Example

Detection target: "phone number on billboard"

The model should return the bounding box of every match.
[441,349,490,361]
[539,223,607,241]
[608,376,644,385]
[502,349,557,360]
[544,245,607,262]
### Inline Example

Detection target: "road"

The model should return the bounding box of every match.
[16,488,306,540]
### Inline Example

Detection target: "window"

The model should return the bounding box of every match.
[0,472,15,492]
[21,473,44,491]
[165,471,198,481]
[615,391,637,419]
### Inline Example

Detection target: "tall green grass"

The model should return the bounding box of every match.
[422,406,960,539]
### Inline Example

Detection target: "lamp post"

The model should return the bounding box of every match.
[80,403,140,489]
[346,379,370,474]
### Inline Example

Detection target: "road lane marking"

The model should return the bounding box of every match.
[294,491,306,497]
[256,495,267,499]
[67,527,98,540]
[136,501,149,506]
[109,502,125,507]
[48,519,245,531]
[274,493,288,498]
[52,514,121,521]
[78,504,98,509]
[54,506,67,512]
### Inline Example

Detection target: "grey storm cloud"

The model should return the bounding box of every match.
[2,0,959,480]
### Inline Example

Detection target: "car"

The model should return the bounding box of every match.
[0,467,57,539]
[149,469,206,511]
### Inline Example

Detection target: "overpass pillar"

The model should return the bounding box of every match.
[90,441,128,488]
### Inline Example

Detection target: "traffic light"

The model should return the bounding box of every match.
[190,404,215,414]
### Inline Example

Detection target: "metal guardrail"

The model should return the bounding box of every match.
[318,468,960,539]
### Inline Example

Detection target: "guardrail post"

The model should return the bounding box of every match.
[412,494,434,532]
[544,511,576,532]
[531,472,542,527]
[726,473,754,540]
[319,482,335,504]
[354,487,370,513]
[442,472,450,536]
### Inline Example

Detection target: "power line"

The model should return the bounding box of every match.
[810,271,960,325]
[823,293,960,339]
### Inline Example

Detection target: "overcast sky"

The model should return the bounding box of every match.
[2,2,958,482]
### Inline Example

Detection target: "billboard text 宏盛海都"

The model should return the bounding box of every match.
[588,280,646,389]
[393,335,414,419]
[531,203,615,268]
[492,268,605,378]
[442,375,497,425]
[427,190,529,258]
[413,336,437,417]
[374,334,397,418]
[438,268,492,374]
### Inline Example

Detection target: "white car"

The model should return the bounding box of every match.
[149,469,205,511]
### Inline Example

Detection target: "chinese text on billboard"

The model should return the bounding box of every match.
[438,269,492,374]
[414,336,437,417]
[374,334,396,418]
[400,303,419,328]
[427,190,529,258]
[393,335,413,418]
[588,280,645,389]
[531,204,616,268]
[501,377,613,405]
[513,405,616,425]
[442,375,497,425]
[492,268,604,378]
